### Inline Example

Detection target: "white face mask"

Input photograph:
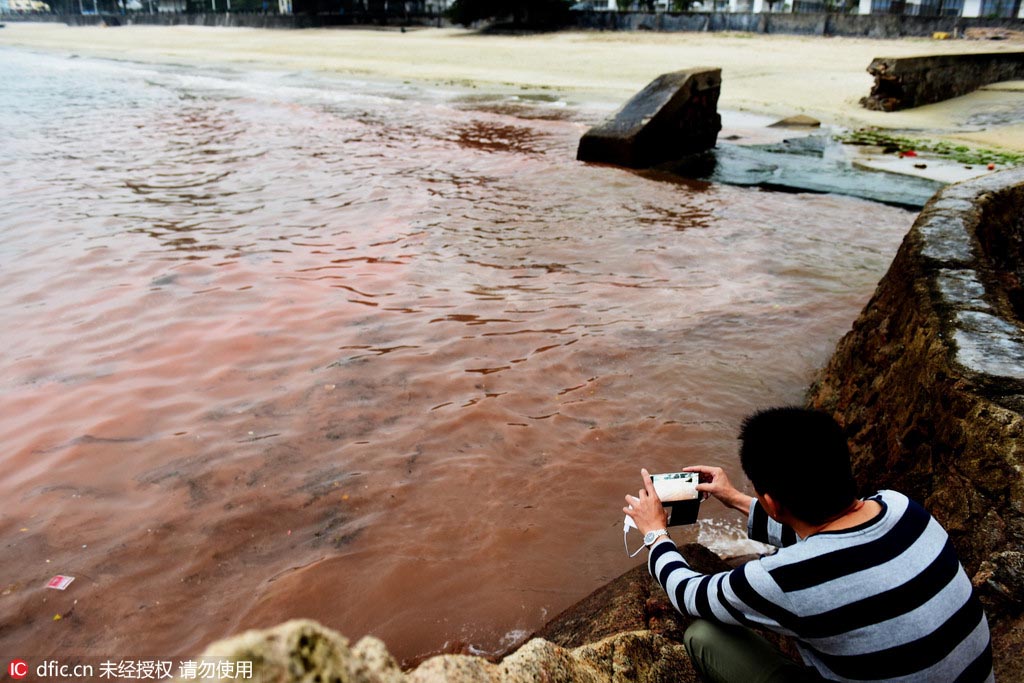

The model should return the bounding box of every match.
[624,524,647,558]
[623,496,645,557]
[623,498,670,558]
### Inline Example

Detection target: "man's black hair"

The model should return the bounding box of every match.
[738,407,857,526]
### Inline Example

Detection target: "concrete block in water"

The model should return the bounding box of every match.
[577,68,722,168]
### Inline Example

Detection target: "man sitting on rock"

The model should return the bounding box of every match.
[624,407,992,683]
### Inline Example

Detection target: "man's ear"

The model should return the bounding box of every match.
[762,492,784,521]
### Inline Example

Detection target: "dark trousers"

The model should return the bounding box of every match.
[684,620,822,683]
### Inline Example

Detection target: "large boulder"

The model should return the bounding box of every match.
[188,618,404,683]
[808,166,1024,680]
[576,68,722,168]
[178,618,695,683]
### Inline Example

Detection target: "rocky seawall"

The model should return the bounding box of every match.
[180,168,1024,681]
[809,166,1024,680]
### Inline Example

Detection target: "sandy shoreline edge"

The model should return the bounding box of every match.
[2,22,1024,153]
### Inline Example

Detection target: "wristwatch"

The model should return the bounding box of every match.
[644,529,669,546]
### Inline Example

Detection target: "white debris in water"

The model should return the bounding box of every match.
[499,629,531,649]
[697,517,774,559]
[464,629,532,657]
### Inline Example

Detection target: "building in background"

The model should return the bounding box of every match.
[6,0,52,10]
[591,0,1022,13]
[14,0,1017,23]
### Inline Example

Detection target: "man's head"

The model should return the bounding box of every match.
[738,407,857,526]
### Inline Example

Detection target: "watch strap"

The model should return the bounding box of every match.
[644,529,669,546]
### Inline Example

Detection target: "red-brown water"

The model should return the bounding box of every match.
[0,49,914,665]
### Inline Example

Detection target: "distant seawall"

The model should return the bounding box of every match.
[8,11,1024,36]
[861,51,1024,111]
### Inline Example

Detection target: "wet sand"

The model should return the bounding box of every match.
[2,22,1024,152]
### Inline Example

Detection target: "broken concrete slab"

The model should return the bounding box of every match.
[576,68,721,168]
[707,135,944,208]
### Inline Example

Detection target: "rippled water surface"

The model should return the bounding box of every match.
[0,47,914,664]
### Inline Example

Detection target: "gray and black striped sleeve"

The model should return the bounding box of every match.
[647,538,797,633]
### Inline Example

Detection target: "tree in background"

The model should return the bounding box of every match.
[447,0,571,27]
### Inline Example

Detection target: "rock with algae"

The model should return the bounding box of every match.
[181,619,696,683]
[192,619,404,683]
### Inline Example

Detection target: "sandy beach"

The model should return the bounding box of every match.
[2,22,1024,152]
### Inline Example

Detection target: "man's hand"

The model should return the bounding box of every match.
[623,468,669,535]
[683,465,754,514]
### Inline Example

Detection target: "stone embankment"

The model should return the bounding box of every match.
[861,51,1024,111]
[809,166,1024,681]
[181,169,1024,681]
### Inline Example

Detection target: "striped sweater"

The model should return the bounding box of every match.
[648,490,993,682]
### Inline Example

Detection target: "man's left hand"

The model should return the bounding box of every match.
[623,468,669,535]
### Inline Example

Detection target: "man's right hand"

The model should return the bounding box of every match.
[683,465,754,515]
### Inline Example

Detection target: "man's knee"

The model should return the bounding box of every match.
[684,618,717,655]
[684,620,726,682]
[684,619,819,683]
